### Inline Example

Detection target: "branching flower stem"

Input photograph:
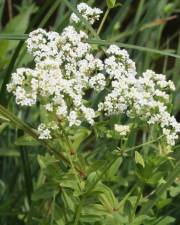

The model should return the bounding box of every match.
[125,135,164,152]
[97,8,110,35]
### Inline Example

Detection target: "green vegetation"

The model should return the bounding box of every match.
[0,0,180,225]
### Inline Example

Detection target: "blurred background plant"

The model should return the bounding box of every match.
[0,0,180,225]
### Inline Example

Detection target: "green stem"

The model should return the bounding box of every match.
[125,135,164,152]
[84,156,119,196]
[129,184,144,222]
[62,0,99,38]
[64,144,82,191]
[117,184,138,211]
[97,8,110,35]
[0,104,69,164]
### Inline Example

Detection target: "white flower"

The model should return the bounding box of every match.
[70,3,103,25]
[68,111,81,127]
[168,80,175,91]
[38,123,52,140]
[45,103,53,112]
[89,73,106,91]
[114,124,130,136]
[81,106,96,125]
[26,28,60,62]
[56,104,68,117]
[7,68,38,106]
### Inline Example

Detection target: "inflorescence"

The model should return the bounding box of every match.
[7,3,180,145]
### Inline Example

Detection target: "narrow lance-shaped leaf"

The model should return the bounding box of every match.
[135,151,145,168]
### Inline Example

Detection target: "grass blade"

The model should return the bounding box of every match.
[0,34,28,40]
[88,39,180,59]
[0,40,24,106]
[0,34,179,59]
[19,144,33,207]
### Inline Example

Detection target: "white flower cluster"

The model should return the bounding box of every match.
[89,73,106,91]
[38,123,58,140]
[114,124,130,136]
[7,3,105,140]
[70,3,103,24]
[26,28,60,62]
[8,26,104,128]
[98,46,179,145]
[7,68,38,106]
[38,123,52,140]
[7,2,180,145]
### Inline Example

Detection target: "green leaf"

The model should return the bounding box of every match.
[0,149,20,157]
[124,200,132,217]
[147,171,163,186]
[140,159,180,215]
[135,151,145,168]
[0,5,36,68]
[80,215,103,223]
[0,123,8,133]
[32,183,57,201]
[156,216,175,225]
[37,155,58,170]
[15,134,40,146]
[107,0,116,8]
[106,214,129,224]
[94,183,118,209]
[99,194,114,211]
[156,198,172,209]
[164,3,175,14]
[62,189,76,211]
[129,215,152,225]
[86,160,106,175]
[81,204,107,222]
[105,157,122,179]
[169,185,180,197]
[0,115,10,122]
[71,127,91,150]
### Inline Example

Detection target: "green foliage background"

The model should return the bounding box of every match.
[0,0,180,224]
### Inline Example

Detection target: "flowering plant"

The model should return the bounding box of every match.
[5,2,180,225]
